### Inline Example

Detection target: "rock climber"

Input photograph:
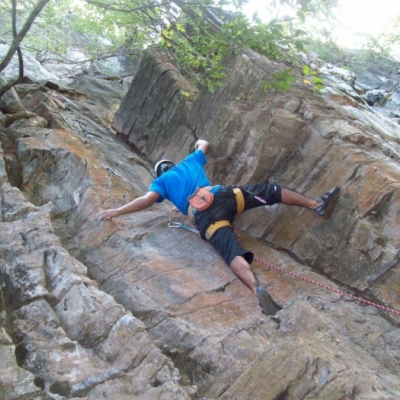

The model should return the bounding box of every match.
[96,139,340,315]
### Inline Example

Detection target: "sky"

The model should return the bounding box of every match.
[333,0,400,47]
[242,0,400,51]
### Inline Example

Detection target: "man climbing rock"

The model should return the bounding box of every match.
[97,139,340,315]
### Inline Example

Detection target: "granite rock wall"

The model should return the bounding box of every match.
[1,50,400,399]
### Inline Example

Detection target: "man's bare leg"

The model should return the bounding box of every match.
[281,187,320,209]
[230,255,281,315]
[230,255,257,294]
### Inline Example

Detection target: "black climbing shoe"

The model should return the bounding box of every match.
[314,186,340,217]
[256,282,281,316]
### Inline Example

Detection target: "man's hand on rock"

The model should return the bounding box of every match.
[96,209,119,220]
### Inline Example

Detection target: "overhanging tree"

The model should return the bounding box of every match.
[0,0,338,98]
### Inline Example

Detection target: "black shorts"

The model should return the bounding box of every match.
[194,184,281,265]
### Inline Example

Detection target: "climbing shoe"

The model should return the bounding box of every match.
[256,282,281,316]
[314,186,340,217]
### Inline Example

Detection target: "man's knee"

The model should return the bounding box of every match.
[230,255,250,270]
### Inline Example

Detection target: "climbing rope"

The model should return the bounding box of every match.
[170,222,400,317]
[254,257,400,316]
[229,226,400,317]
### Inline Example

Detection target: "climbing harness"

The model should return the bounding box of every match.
[205,220,231,240]
[188,187,246,240]
[233,187,246,214]
[170,223,400,317]
[188,186,246,224]
[204,187,245,240]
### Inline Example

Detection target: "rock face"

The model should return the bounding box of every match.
[0,43,140,84]
[305,50,400,124]
[113,49,400,299]
[1,48,400,399]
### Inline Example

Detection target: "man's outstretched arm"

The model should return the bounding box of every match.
[96,191,160,220]
[195,139,210,155]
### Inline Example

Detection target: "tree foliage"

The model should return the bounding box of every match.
[0,0,340,96]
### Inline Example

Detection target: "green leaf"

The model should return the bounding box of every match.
[302,65,310,75]
[297,10,306,22]
[294,29,307,37]
[312,77,324,84]
[207,80,215,94]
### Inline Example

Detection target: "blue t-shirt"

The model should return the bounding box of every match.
[149,150,211,215]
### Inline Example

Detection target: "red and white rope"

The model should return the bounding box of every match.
[232,226,400,317]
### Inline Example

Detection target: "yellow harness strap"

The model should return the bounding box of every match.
[205,220,231,240]
[233,187,245,214]
[204,188,245,240]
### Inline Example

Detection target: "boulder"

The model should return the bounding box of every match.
[0,76,25,114]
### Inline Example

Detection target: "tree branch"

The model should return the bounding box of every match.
[0,0,51,73]
[0,1,26,98]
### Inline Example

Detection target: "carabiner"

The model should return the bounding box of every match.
[168,221,199,234]
[168,222,182,228]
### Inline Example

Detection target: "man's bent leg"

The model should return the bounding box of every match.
[281,187,320,209]
[230,255,257,295]
[206,226,280,314]
[281,186,340,216]
[240,184,339,216]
